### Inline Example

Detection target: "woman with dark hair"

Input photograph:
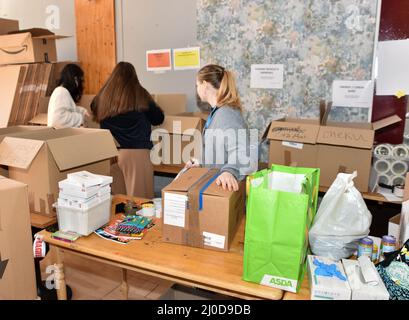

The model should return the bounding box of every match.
[47,64,89,128]
[92,61,164,198]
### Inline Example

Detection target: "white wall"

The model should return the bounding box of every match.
[116,0,198,111]
[0,0,77,61]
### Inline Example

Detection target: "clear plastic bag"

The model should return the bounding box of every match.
[309,172,372,261]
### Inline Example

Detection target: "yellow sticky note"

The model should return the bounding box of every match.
[395,89,406,99]
[173,47,201,70]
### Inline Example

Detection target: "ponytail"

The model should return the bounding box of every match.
[217,71,242,110]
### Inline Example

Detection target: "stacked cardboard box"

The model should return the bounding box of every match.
[56,171,113,236]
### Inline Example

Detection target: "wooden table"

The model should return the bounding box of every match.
[37,195,284,301]
[31,213,57,229]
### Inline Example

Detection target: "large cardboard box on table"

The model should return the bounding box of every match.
[0,28,67,65]
[152,112,208,168]
[162,168,246,251]
[0,18,19,35]
[266,114,401,192]
[153,94,187,115]
[0,128,118,216]
[0,176,37,300]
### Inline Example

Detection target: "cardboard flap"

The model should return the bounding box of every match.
[317,125,374,149]
[0,137,44,169]
[372,115,402,131]
[0,32,29,49]
[267,119,320,144]
[158,115,202,135]
[9,28,68,40]
[165,168,211,192]
[46,130,118,171]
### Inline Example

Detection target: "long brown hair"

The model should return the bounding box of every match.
[197,64,242,110]
[92,62,153,122]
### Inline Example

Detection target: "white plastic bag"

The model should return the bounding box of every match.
[309,172,372,261]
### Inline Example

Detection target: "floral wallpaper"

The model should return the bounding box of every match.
[197,0,378,161]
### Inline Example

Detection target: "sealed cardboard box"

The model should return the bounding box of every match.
[0,18,19,35]
[162,168,245,251]
[0,128,118,216]
[152,112,207,168]
[265,118,320,168]
[0,28,67,65]
[307,255,351,300]
[0,176,37,300]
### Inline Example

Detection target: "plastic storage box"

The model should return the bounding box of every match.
[55,196,112,236]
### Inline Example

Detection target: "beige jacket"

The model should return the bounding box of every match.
[47,86,87,129]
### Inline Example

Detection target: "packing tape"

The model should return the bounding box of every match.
[374,144,393,157]
[374,159,392,174]
[377,174,393,186]
[391,160,408,176]
[393,185,405,198]
[392,145,409,159]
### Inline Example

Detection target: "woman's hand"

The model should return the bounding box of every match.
[216,172,239,192]
[185,158,201,169]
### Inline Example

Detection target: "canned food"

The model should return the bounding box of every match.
[358,237,373,259]
[372,244,379,262]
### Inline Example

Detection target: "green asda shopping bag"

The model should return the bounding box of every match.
[243,165,320,293]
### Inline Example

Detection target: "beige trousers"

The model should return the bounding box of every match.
[113,149,154,199]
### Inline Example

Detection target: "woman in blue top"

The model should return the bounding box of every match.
[187,64,257,191]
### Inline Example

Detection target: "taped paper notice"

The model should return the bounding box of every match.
[251,64,284,89]
[332,80,374,109]
[146,49,172,72]
[163,193,187,228]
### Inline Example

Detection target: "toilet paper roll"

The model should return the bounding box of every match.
[391,160,408,176]
[374,144,393,157]
[374,159,392,174]
[392,176,406,186]
[392,145,409,159]
[377,174,393,186]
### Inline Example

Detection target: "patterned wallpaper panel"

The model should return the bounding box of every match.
[197,0,378,160]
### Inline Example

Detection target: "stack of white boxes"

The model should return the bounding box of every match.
[56,171,113,236]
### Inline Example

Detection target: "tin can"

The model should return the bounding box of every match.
[372,244,379,262]
[358,237,373,259]
[380,236,397,261]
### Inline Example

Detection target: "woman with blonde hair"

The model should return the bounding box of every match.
[186,64,257,191]
[92,62,164,198]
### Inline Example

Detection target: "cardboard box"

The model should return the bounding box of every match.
[153,94,187,115]
[162,168,245,251]
[265,118,320,168]
[29,94,99,128]
[0,18,19,35]
[152,112,208,168]
[266,114,401,192]
[307,255,351,300]
[342,258,389,300]
[0,128,118,216]
[0,176,37,300]
[0,28,67,65]
[388,214,401,241]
